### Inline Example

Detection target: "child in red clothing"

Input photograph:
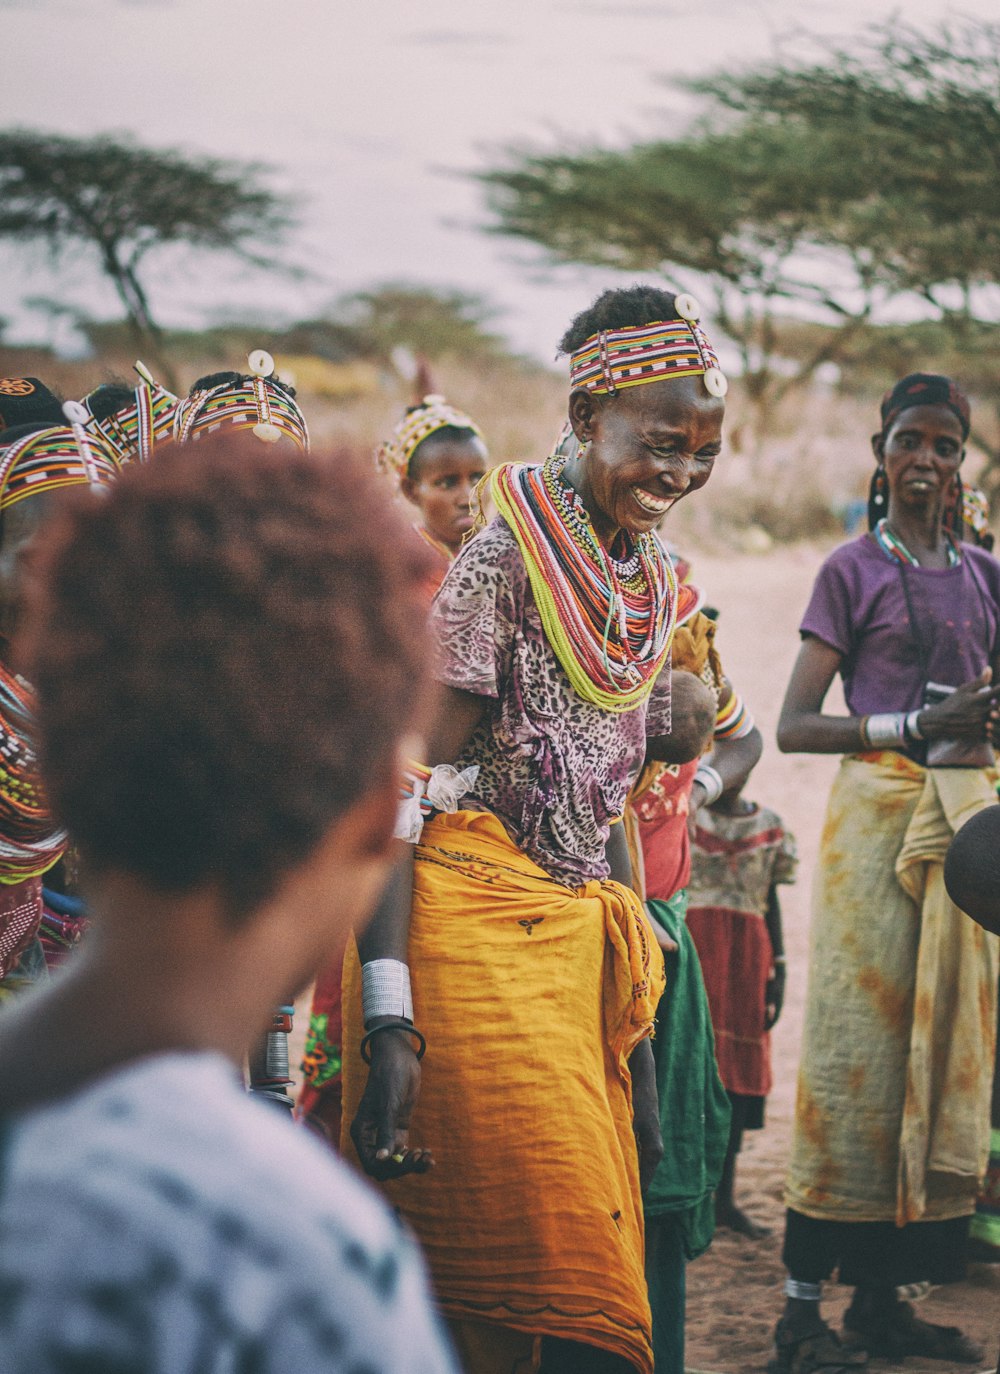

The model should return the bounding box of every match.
[686,783,797,1237]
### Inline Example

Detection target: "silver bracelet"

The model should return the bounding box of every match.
[864,712,907,749]
[904,709,925,742]
[693,762,724,806]
[361,958,413,1025]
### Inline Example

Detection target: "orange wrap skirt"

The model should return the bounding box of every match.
[342,810,665,1374]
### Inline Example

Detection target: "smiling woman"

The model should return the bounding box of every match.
[340,285,728,1374]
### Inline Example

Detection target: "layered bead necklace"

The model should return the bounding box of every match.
[874,518,960,569]
[0,665,66,883]
[490,456,677,712]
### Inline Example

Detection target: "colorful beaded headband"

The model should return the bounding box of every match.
[376,394,483,484]
[173,351,310,452]
[83,361,179,465]
[0,405,120,512]
[569,295,728,399]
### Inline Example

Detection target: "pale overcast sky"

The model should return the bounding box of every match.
[0,0,993,358]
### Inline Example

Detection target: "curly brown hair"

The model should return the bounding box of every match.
[20,435,435,917]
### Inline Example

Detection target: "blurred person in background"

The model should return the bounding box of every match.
[0,436,457,1374]
[626,574,761,1374]
[300,390,487,1143]
[0,381,120,1000]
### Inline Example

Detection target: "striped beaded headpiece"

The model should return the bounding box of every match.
[82,361,179,466]
[0,408,120,512]
[569,294,728,399]
[173,351,310,452]
[376,394,483,484]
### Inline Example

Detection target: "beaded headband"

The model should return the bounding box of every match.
[569,295,728,399]
[173,351,310,452]
[83,361,179,465]
[376,394,483,484]
[0,408,120,512]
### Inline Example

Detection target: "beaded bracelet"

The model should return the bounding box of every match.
[360,1019,427,1065]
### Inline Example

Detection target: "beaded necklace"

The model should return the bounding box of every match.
[489,457,677,712]
[0,664,66,883]
[874,518,960,569]
[413,523,456,564]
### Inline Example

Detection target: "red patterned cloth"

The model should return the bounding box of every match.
[0,877,43,981]
[685,805,796,1098]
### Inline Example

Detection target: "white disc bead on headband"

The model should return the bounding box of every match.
[62,400,108,492]
[248,349,275,379]
[674,295,729,397]
[247,350,282,444]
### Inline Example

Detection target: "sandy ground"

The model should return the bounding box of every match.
[680,546,999,1374]
[290,541,999,1374]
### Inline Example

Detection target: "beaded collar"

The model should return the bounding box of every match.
[488,456,677,713]
[873,518,960,569]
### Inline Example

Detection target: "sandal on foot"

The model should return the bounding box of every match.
[769,1317,868,1374]
[843,1301,984,1365]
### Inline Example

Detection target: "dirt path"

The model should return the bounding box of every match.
[682,546,999,1374]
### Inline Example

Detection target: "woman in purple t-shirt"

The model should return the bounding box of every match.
[771,375,1000,1372]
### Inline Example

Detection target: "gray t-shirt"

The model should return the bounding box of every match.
[0,1052,457,1374]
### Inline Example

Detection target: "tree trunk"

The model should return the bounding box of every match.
[101,245,179,392]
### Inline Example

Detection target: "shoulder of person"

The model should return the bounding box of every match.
[755,803,792,837]
[439,517,527,601]
[818,531,883,578]
[962,542,1000,587]
[0,1054,453,1371]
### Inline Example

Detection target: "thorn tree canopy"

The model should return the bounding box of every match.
[476,19,1000,430]
[0,129,293,350]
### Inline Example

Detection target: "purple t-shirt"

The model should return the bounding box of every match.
[800,533,1000,716]
[430,517,672,886]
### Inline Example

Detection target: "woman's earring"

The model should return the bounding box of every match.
[873,464,887,507]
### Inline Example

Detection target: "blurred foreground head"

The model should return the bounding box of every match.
[19,434,435,922]
[943,806,1000,937]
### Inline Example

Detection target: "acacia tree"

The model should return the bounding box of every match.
[477,19,1000,449]
[0,130,292,365]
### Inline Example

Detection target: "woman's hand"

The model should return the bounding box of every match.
[629,1036,663,1195]
[918,669,1000,741]
[349,1024,434,1180]
[765,963,786,1030]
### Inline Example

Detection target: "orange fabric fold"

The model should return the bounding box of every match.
[342,809,664,1374]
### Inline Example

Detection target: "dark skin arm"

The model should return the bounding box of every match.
[688,680,763,825]
[603,823,664,1195]
[349,686,486,1179]
[764,884,785,1031]
[776,636,1000,755]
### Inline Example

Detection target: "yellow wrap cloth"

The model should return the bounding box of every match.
[342,809,665,1374]
[787,753,999,1227]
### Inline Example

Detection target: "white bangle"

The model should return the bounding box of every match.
[904,709,924,742]
[361,959,413,1025]
[864,712,907,749]
[693,763,724,806]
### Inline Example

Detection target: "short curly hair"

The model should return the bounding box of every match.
[20,436,435,918]
[558,284,680,355]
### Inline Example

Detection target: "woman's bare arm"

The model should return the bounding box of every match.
[777,636,1000,754]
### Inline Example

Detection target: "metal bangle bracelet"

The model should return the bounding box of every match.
[360,1019,427,1064]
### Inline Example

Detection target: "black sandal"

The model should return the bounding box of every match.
[843,1300,984,1365]
[769,1317,869,1374]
